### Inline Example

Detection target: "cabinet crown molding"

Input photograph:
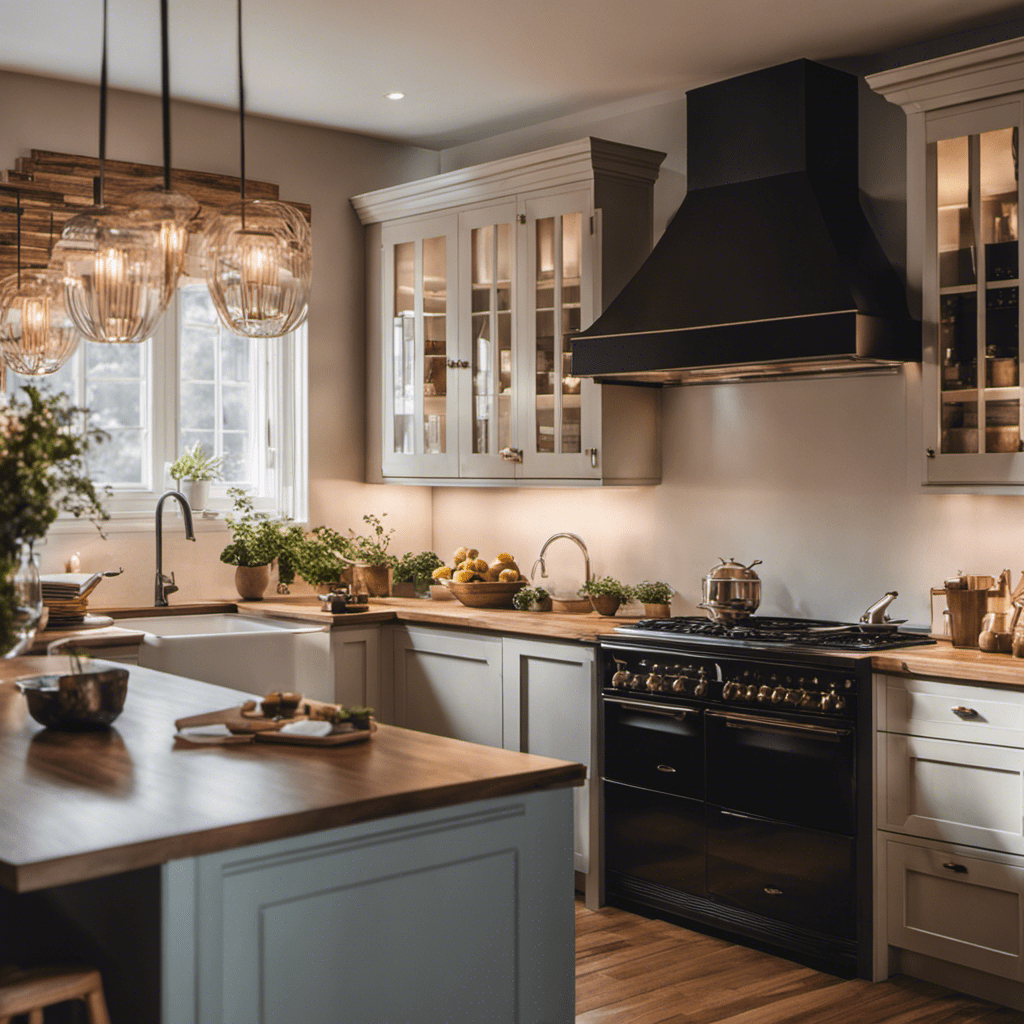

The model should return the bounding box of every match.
[867,34,1024,112]
[351,136,665,225]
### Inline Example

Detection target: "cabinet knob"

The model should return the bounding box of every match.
[951,706,978,719]
[499,447,524,463]
[942,861,968,874]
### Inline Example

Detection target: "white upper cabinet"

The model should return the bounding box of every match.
[353,138,665,486]
[870,38,1024,486]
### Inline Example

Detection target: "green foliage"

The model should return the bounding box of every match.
[347,513,395,566]
[512,586,549,611]
[393,551,444,591]
[0,385,108,557]
[578,576,635,602]
[279,526,353,587]
[633,580,674,604]
[219,487,289,568]
[0,556,16,657]
[170,442,223,482]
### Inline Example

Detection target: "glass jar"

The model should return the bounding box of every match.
[4,541,42,657]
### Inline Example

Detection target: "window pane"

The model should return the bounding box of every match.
[87,381,141,430]
[222,384,250,431]
[222,431,251,482]
[180,382,215,430]
[90,430,143,484]
[181,429,215,457]
[180,285,218,325]
[181,328,217,381]
[86,342,141,378]
[221,336,250,382]
[7,357,78,400]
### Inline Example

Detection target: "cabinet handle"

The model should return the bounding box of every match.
[499,447,523,463]
[764,887,783,896]
[586,447,598,468]
[446,359,470,369]
[942,862,968,874]
[951,706,978,719]
[656,764,677,773]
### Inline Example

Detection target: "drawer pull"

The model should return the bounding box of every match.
[942,862,968,874]
[656,764,677,773]
[951,706,978,719]
[764,887,783,896]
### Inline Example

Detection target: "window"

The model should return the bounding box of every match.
[6,279,308,524]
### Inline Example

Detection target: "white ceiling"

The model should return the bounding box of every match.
[2,0,1023,150]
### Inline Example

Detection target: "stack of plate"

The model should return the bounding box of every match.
[40,573,104,629]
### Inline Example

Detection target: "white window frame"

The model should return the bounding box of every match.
[46,281,308,532]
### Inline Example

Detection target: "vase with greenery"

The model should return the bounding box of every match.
[579,576,635,617]
[392,551,444,597]
[346,513,397,597]
[219,487,289,600]
[633,580,674,618]
[512,586,551,612]
[0,386,108,653]
[169,442,223,513]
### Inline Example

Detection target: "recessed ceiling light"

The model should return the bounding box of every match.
[384,92,405,101]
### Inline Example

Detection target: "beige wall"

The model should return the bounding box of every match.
[0,70,438,606]
[430,21,1024,629]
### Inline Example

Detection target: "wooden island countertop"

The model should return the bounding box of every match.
[0,658,585,894]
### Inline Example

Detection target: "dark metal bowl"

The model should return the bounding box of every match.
[18,669,129,730]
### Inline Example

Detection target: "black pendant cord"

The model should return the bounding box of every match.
[97,0,108,205]
[237,0,246,226]
[160,0,171,191]
[14,189,21,290]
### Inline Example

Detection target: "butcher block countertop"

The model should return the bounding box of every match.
[0,658,585,894]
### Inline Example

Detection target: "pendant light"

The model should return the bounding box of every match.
[202,0,311,338]
[0,190,81,376]
[121,0,199,303]
[51,0,167,345]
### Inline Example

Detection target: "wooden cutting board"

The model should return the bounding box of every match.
[174,699,375,746]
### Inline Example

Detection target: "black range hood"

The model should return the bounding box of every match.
[571,59,921,385]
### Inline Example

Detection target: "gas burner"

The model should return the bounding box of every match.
[615,615,935,652]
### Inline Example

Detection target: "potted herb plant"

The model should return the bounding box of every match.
[346,514,397,597]
[633,580,674,618]
[579,576,635,617]
[169,442,223,513]
[219,487,288,600]
[512,586,551,612]
[278,525,353,594]
[392,551,445,598]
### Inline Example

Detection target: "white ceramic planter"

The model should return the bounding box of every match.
[179,478,210,512]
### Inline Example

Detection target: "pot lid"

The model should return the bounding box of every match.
[706,557,762,580]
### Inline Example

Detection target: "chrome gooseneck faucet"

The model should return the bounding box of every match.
[155,490,196,606]
[531,532,593,587]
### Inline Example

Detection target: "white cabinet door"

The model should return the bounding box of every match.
[381,214,460,479]
[330,627,381,713]
[392,626,504,747]
[882,732,1024,853]
[518,189,601,480]
[502,638,596,874]
[887,837,1024,981]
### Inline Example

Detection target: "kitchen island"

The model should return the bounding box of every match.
[0,658,585,1024]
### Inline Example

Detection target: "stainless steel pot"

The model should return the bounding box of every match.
[698,557,762,624]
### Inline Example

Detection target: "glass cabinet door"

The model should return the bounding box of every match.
[458,203,517,478]
[928,105,1023,481]
[381,216,459,477]
[520,190,600,479]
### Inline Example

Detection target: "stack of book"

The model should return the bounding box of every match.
[40,573,104,629]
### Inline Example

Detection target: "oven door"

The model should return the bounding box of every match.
[705,709,855,834]
[707,808,855,939]
[603,696,703,800]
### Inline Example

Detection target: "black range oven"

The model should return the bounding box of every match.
[599,616,934,978]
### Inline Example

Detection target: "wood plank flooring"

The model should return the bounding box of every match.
[576,902,1023,1023]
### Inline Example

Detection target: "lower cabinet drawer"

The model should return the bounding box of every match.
[886,838,1024,981]
[604,780,705,896]
[707,808,855,940]
[882,733,1024,853]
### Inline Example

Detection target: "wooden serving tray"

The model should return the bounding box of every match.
[175,698,375,747]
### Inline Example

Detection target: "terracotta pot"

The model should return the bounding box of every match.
[353,564,392,597]
[643,603,672,618]
[590,594,622,617]
[235,564,271,601]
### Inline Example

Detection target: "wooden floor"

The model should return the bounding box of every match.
[576,902,1022,1023]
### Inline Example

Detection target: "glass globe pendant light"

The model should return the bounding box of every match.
[203,0,311,338]
[0,192,80,376]
[51,0,168,345]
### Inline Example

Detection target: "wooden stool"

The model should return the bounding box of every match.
[0,966,111,1023]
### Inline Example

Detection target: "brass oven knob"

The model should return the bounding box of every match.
[757,685,772,703]
[833,694,847,712]
[670,676,686,693]
[820,692,836,712]
[611,659,632,689]
[646,665,664,692]
[770,686,786,703]
[784,689,803,706]
[692,679,708,697]
[722,681,741,700]
[745,685,758,701]
[799,691,818,709]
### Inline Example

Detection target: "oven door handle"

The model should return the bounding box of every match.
[604,697,700,719]
[707,710,851,740]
